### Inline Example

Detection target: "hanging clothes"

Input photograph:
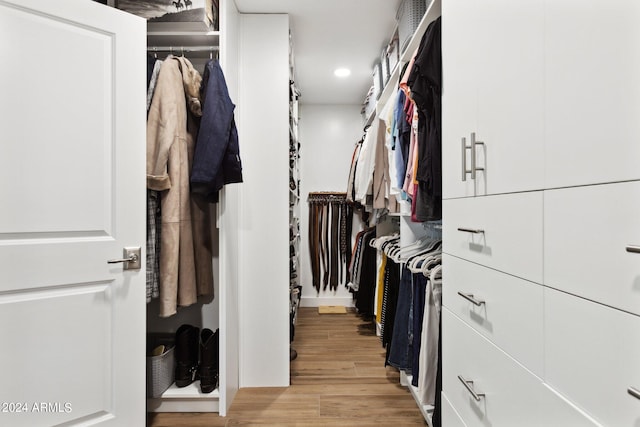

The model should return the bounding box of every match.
[408,17,442,221]
[418,265,442,406]
[307,192,353,292]
[147,55,214,317]
[146,57,163,304]
[190,59,243,203]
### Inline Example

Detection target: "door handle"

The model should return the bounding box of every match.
[462,137,472,181]
[626,245,640,254]
[107,247,141,270]
[470,132,485,180]
[458,375,485,401]
[458,292,485,306]
[629,387,640,400]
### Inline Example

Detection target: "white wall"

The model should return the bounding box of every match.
[237,13,290,387]
[298,104,365,307]
[218,0,240,414]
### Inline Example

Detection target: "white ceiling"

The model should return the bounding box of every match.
[234,0,402,105]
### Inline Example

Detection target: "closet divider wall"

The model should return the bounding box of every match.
[234,12,291,387]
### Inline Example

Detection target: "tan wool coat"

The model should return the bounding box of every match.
[147,56,214,317]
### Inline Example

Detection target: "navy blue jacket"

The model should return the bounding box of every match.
[191,59,243,202]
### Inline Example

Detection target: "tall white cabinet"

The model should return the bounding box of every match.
[146,0,291,414]
[441,0,640,425]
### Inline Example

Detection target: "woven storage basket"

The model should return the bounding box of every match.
[396,0,428,53]
[146,334,175,398]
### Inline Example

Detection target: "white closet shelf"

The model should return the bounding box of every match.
[400,372,434,426]
[147,29,220,50]
[147,382,220,413]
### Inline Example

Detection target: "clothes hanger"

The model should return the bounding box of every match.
[422,254,442,277]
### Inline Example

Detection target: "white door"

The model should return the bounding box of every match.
[474,0,544,195]
[441,0,479,199]
[544,0,640,188]
[0,1,146,426]
[442,0,545,198]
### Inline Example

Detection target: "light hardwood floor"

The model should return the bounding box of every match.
[147,307,426,426]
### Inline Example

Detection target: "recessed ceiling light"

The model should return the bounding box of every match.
[334,68,351,78]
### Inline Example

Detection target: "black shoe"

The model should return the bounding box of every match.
[199,328,219,394]
[174,324,199,387]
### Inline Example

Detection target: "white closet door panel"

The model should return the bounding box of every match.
[441,0,479,200]
[544,0,640,188]
[545,182,640,316]
[475,0,545,195]
[442,192,543,283]
[442,254,543,377]
[442,309,597,427]
[545,288,640,427]
[442,392,468,427]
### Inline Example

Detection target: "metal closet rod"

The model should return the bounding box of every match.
[147,46,219,53]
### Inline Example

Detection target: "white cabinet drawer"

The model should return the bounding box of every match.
[544,181,640,316]
[545,288,640,427]
[544,0,640,188]
[442,192,543,283]
[443,309,597,427]
[442,254,543,377]
[442,392,467,427]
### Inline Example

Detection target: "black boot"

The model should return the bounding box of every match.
[174,324,199,387]
[199,328,219,393]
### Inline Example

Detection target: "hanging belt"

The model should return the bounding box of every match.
[329,201,340,291]
[308,200,322,292]
[307,192,350,291]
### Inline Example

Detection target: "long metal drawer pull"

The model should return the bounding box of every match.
[457,227,485,234]
[462,137,467,181]
[470,132,485,180]
[462,137,473,181]
[626,245,640,254]
[458,375,485,401]
[458,292,485,306]
[628,387,640,400]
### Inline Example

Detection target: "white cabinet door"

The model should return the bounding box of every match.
[544,0,640,188]
[442,0,479,199]
[545,288,640,427]
[0,1,146,426]
[475,0,545,195]
[442,0,544,198]
[545,181,640,316]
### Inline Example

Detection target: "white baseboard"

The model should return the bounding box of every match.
[300,296,355,308]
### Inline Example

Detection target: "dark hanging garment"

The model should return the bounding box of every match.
[354,229,377,316]
[147,55,157,89]
[387,265,414,370]
[191,59,243,202]
[408,17,442,221]
[381,260,401,356]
